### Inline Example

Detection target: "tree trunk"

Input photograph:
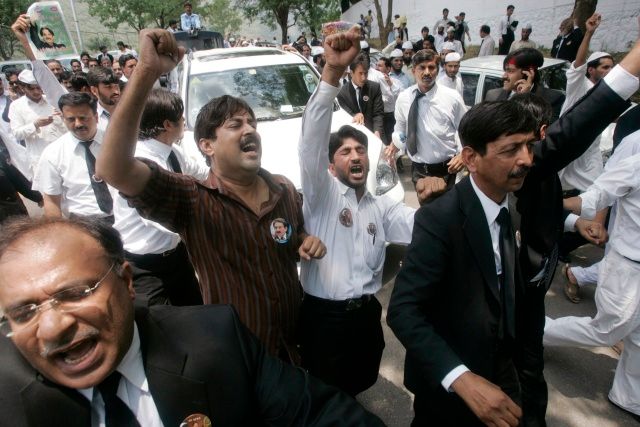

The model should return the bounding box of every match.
[274,4,290,44]
[373,0,393,47]
[571,0,598,33]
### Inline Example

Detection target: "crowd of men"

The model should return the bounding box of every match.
[0,4,640,427]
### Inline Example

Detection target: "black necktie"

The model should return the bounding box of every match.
[496,207,516,339]
[2,96,10,123]
[355,87,363,112]
[97,371,140,427]
[406,90,425,156]
[80,141,113,214]
[168,150,182,173]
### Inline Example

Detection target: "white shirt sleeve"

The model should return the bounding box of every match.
[580,154,640,219]
[442,365,470,391]
[564,213,579,232]
[603,64,639,101]
[8,102,38,141]
[32,60,68,108]
[392,90,409,150]
[32,144,62,195]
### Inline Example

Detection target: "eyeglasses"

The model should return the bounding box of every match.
[0,263,116,338]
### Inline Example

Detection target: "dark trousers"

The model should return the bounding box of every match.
[412,344,521,426]
[499,31,515,55]
[382,112,395,145]
[299,293,385,397]
[126,242,203,307]
[411,161,456,204]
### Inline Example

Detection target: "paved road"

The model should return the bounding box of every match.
[357,165,639,427]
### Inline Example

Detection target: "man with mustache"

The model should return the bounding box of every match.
[0,216,384,426]
[32,92,114,224]
[385,49,467,201]
[484,48,565,123]
[97,29,326,362]
[388,36,640,427]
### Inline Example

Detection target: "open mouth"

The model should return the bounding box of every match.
[350,164,364,178]
[48,336,98,371]
[241,142,258,153]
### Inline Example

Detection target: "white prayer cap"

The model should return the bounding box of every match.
[18,69,37,85]
[311,46,324,57]
[402,41,413,50]
[444,52,461,63]
[587,51,611,63]
[446,26,455,33]
[360,40,369,49]
[523,23,532,30]
[390,49,403,58]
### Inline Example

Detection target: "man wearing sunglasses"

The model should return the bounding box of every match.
[0,216,383,426]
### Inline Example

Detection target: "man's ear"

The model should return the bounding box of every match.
[461,145,478,173]
[198,138,215,158]
[328,162,337,177]
[539,124,548,140]
[89,86,98,99]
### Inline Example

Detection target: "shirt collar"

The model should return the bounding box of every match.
[351,82,362,92]
[200,167,281,195]
[97,103,111,119]
[139,138,173,160]
[76,323,147,402]
[334,175,371,200]
[470,175,509,227]
[72,128,104,147]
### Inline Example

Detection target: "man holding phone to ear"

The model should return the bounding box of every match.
[485,48,565,123]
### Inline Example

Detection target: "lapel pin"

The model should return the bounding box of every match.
[180,413,212,427]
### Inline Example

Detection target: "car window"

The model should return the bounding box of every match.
[186,63,319,128]
[483,75,504,101]
[460,72,479,106]
[540,63,568,92]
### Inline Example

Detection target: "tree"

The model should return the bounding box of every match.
[236,0,299,44]
[373,0,393,47]
[81,0,185,32]
[297,0,341,38]
[0,0,32,60]
[571,0,598,33]
[202,0,242,35]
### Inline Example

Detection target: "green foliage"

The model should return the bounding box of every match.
[81,0,185,32]
[236,0,298,43]
[0,0,32,59]
[202,0,242,35]
[296,0,340,36]
[86,35,113,52]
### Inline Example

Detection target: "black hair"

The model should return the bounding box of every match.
[45,59,62,67]
[70,72,89,92]
[80,51,90,60]
[60,70,73,81]
[510,93,552,139]
[4,68,19,78]
[421,26,429,33]
[507,5,515,10]
[117,41,125,47]
[86,66,118,87]
[503,48,544,84]
[0,216,124,267]
[70,58,81,67]
[443,8,449,13]
[328,125,368,162]
[58,91,98,113]
[39,26,54,37]
[118,54,137,68]
[139,89,184,140]
[378,57,392,68]
[481,25,491,34]
[586,55,613,77]
[459,101,537,155]
[412,49,439,67]
[349,53,370,72]
[168,19,177,26]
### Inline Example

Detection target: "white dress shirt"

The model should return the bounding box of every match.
[113,138,209,255]
[478,35,496,57]
[299,82,415,300]
[32,129,112,218]
[0,93,11,135]
[181,12,201,30]
[8,94,66,178]
[441,175,509,391]
[78,324,164,427]
[368,68,402,113]
[392,83,466,164]
[389,70,411,91]
[499,15,516,35]
[437,73,464,98]
[434,33,446,52]
[97,103,112,132]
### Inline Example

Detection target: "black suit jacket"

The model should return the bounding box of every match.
[0,305,383,427]
[551,28,583,62]
[337,80,384,136]
[387,78,630,421]
[484,85,566,123]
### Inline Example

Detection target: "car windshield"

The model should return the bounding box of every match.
[186,63,320,128]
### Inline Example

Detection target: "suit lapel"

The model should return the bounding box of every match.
[458,178,501,303]
[136,309,211,426]
[21,377,90,427]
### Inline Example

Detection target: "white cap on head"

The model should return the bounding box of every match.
[311,46,324,57]
[402,41,413,50]
[441,41,455,51]
[523,23,532,30]
[587,51,611,64]
[446,26,455,33]
[444,52,461,63]
[360,40,369,49]
[390,49,403,58]
[18,69,37,85]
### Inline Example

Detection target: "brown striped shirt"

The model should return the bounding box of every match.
[125,160,304,359]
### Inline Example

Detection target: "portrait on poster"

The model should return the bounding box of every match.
[26,1,77,59]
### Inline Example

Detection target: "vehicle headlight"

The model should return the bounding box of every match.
[375,147,398,195]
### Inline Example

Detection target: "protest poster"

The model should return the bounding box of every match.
[26,1,77,59]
